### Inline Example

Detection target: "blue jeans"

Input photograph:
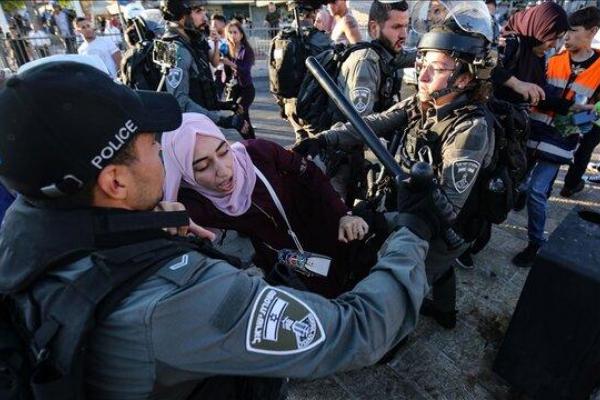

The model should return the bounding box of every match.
[526,160,560,246]
[0,184,14,223]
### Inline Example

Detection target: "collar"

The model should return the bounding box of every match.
[434,94,471,121]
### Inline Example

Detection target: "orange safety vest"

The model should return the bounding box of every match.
[530,49,600,126]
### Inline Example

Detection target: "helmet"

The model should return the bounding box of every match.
[161,0,206,22]
[287,0,327,12]
[412,1,497,85]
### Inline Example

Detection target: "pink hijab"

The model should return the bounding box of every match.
[162,113,257,216]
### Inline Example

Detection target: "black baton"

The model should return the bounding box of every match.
[305,56,464,250]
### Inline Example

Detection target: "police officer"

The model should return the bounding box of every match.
[0,61,452,399]
[335,0,413,122]
[279,1,333,142]
[295,0,497,329]
[297,0,416,203]
[161,0,248,135]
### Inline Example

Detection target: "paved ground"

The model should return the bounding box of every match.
[233,78,600,400]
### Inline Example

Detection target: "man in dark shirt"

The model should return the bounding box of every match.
[264,2,281,38]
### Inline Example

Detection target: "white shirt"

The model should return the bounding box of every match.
[53,11,70,37]
[593,30,600,50]
[330,11,358,45]
[28,30,51,48]
[78,36,120,78]
[103,25,122,46]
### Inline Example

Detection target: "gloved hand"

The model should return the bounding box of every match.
[218,114,246,132]
[292,136,327,158]
[395,180,441,241]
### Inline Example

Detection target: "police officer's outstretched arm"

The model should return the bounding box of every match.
[313,102,409,154]
[166,45,223,124]
[149,226,432,378]
[439,116,491,211]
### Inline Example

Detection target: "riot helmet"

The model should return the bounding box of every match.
[412,1,497,98]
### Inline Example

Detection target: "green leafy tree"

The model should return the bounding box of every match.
[1,0,74,14]
[1,1,26,14]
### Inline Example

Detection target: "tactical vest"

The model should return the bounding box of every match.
[399,102,492,240]
[168,35,220,111]
[1,207,248,400]
[373,46,402,113]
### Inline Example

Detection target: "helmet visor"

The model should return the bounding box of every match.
[411,1,494,43]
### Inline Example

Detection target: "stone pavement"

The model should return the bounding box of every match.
[239,77,600,400]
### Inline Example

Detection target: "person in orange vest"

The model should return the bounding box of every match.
[513,6,600,268]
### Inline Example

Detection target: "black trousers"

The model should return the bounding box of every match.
[564,125,600,189]
[227,83,256,140]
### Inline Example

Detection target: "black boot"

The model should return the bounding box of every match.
[560,180,585,198]
[512,242,541,268]
[420,298,457,329]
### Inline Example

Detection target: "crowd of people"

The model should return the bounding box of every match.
[0,0,600,399]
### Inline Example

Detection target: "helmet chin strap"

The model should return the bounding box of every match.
[429,59,468,101]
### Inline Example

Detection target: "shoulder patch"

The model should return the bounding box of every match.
[246,287,326,355]
[167,67,183,89]
[452,159,480,194]
[350,87,371,114]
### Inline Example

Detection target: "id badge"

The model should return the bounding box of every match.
[305,255,331,277]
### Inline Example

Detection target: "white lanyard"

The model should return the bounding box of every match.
[253,166,304,253]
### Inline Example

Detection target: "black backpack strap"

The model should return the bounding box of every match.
[28,239,190,400]
[30,240,185,367]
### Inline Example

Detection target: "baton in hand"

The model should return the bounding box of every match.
[305,56,464,250]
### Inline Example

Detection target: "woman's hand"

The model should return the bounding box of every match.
[338,215,369,243]
[222,58,237,71]
[155,201,217,241]
[505,77,545,105]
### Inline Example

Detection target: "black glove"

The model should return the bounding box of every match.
[353,200,389,237]
[217,100,237,112]
[395,180,445,241]
[292,136,327,158]
[218,114,245,132]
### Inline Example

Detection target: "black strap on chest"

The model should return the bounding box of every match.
[19,211,242,400]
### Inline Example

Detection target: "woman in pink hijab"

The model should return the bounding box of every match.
[162,113,371,297]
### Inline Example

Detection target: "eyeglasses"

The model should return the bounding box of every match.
[415,57,455,75]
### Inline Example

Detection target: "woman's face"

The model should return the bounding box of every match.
[532,32,564,57]
[193,136,235,194]
[227,25,242,45]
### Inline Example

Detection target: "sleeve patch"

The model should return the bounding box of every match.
[246,287,326,355]
[452,159,480,193]
[166,67,183,89]
[350,87,371,114]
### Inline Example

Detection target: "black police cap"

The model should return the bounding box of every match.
[0,61,182,199]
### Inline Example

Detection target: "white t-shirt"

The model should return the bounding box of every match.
[28,30,51,48]
[78,36,120,78]
[593,30,600,50]
[104,24,122,46]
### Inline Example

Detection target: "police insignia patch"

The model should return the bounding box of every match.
[452,159,480,194]
[350,87,371,113]
[246,287,326,355]
[166,67,183,89]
